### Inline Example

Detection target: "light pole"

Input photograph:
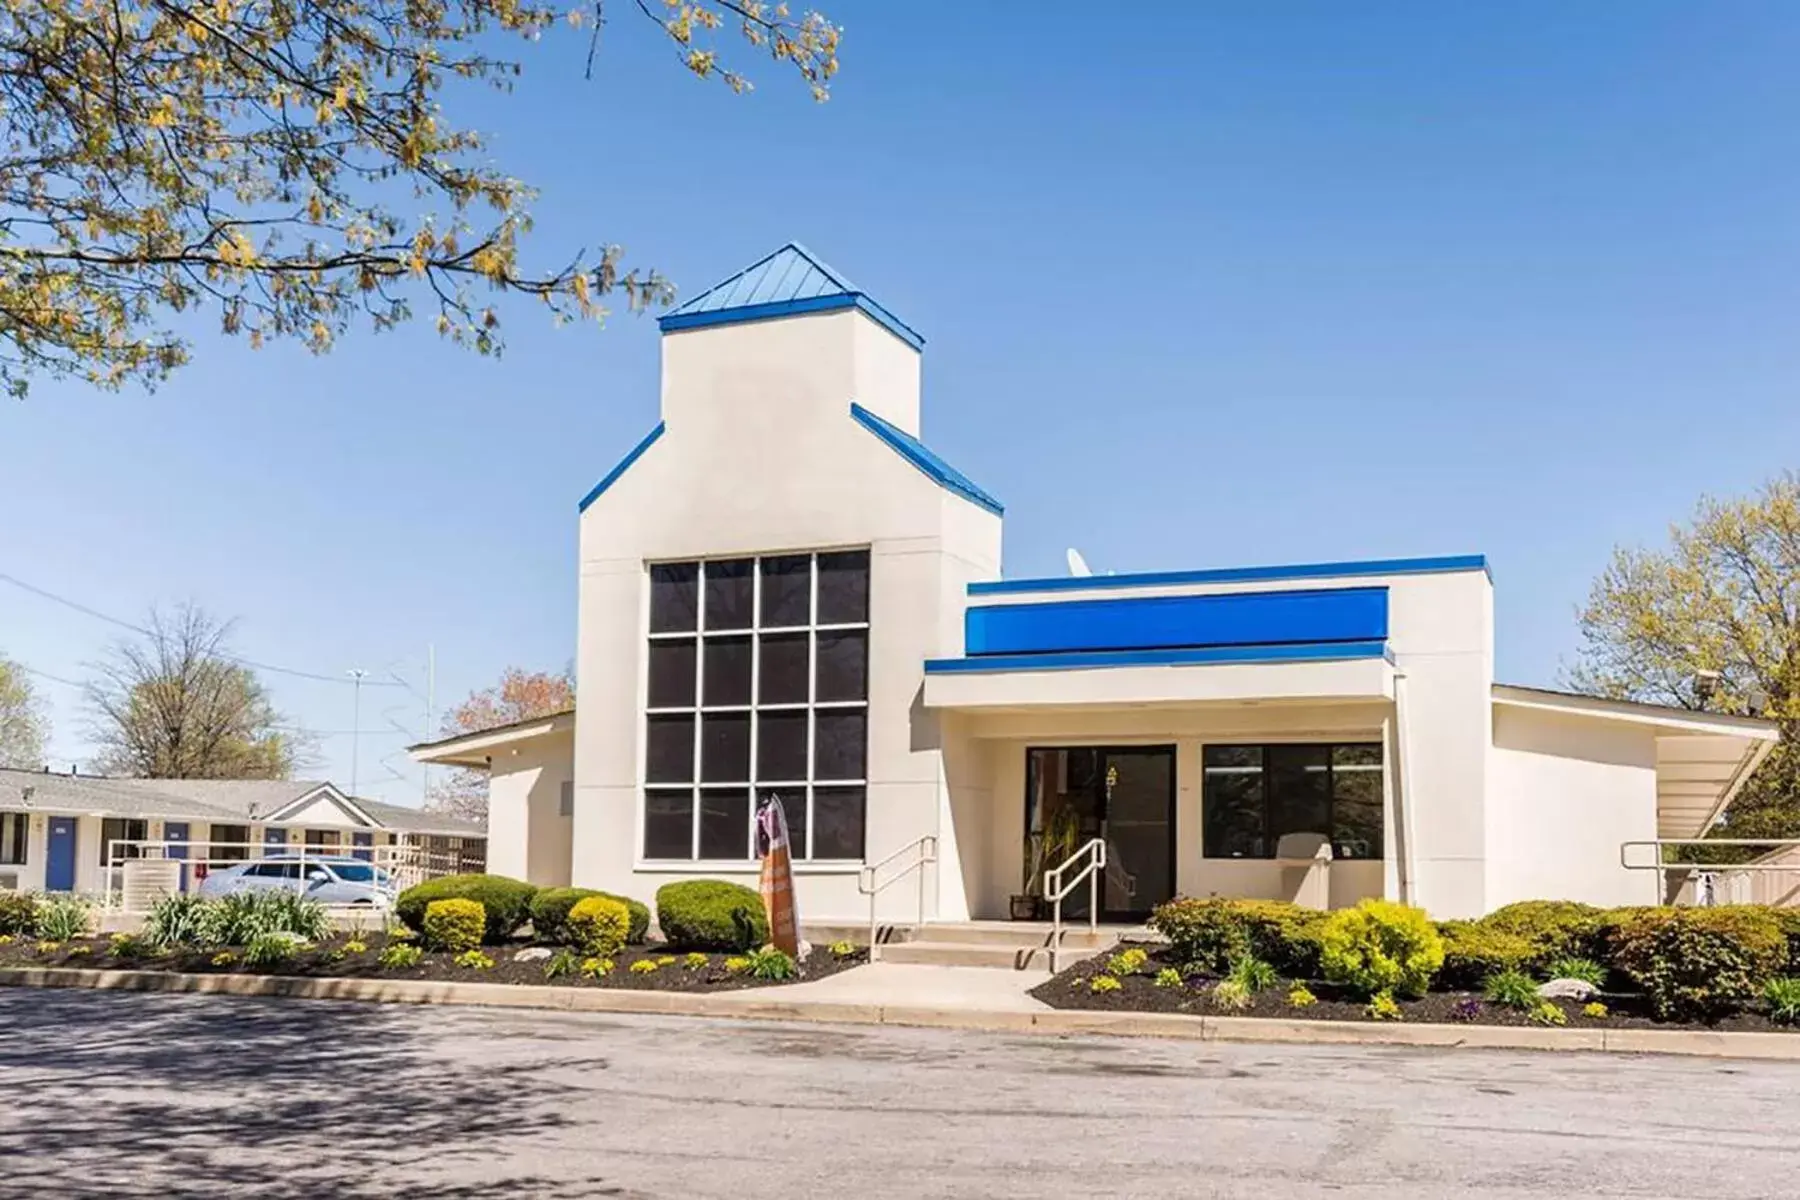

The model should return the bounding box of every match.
[347,668,368,796]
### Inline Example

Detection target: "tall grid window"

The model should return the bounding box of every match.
[0,813,25,866]
[643,550,869,862]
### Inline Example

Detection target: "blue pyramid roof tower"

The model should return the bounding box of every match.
[658,243,924,351]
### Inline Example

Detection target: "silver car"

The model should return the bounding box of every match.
[198,855,396,907]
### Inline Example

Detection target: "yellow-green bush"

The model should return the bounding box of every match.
[421,898,486,953]
[655,880,768,951]
[1320,899,1443,999]
[1479,900,1603,963]
[397,874,537,943]
[1609,906,1786,1021]
[529,887,651,945]
[1147,897,1327,978]
[565,895,631,958]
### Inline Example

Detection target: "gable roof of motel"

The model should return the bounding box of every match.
[0,769,482,836]
[656,242,925,351]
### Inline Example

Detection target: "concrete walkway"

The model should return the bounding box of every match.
[782,961,1051,1011]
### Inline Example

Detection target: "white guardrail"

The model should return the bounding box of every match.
[1044,837,1106,972]
[98,839,473,914]
[857,834,937,962]
[1620,839,1800,908]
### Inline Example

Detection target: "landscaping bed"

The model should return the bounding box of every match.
[1030,940,1798,1033]
[1027,897,1800,1035]
[0,874,865,993]
[0,932,865,991]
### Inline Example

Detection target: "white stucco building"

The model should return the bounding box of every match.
[412,243,1780,924]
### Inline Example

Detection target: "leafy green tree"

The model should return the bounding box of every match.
[86,603,298,778]
[0,0,839,395]
[1570,471,1800,838]
[0,653,48,768]
[426,665,573,821]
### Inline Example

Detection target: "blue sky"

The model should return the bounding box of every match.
[3,2,1798,804]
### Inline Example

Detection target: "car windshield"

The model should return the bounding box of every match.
[328,863,377,883]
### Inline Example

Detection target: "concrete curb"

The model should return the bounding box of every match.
[6,967,1800,1061]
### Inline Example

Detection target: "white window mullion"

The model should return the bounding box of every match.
[692,559,706,862]
[804,552,820,860]
[747,558,762,861]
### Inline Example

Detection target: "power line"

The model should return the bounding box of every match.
[0,570,405,687]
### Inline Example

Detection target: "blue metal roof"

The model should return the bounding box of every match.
[658,244,924,351]
[850,403,1003,516]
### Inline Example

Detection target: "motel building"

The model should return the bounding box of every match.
[411,243,1781,946]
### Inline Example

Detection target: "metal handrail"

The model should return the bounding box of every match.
[1043,837,1106,972]
[857,834,938,962]
[1621,839,1800,907]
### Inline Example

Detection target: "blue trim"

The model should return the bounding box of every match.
[577,422,665,512]
[850,403,1004,516]
[967,554,1491,596]
[924,640,1391,675]
[659,293,925,352]
[965,587,1387,658]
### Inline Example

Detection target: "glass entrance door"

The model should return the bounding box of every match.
[1024,746,1176,921]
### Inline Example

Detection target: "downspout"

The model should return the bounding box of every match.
[1392,670,1418,905]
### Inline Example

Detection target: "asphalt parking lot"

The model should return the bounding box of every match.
[3,988,1799,1198]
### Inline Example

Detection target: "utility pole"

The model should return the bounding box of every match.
[347,668,368,796]
[422,644,436,805]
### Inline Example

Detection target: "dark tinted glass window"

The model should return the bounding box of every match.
[643,790,693,858]
[812,787,866,860]
[1202,743,1383,860]
[1332,744,1384,860]
[1202,746,1264,858]
[704,558,754,630]
[699,789,750,859]
[1266,745,1331,850]
[757,710,808,781]
[644,714,695,783]
[816,550,870,624]
[700,712,751,783]
[759,633,809,705]
[813,709,866,780]
[647,638,696,708]
[759,555,811,627]
[815,630,867,703]
[649,563,698,633]
[702,636,752,707]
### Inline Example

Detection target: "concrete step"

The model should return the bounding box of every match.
[876,941,1105,970]
[914,922,1120,950]
[800,922,918,947]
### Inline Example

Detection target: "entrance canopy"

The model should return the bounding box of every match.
[1491,685,1779,839]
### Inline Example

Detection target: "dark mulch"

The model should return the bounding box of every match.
[1029,940,1800,1034]
[0,934,866,991]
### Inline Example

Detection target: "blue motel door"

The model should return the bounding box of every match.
[46,818,77,892]
[165,822,190,891]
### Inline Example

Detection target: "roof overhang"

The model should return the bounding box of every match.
[1492,684,1781,838]
[923,643,1395,711]
[408,710,576,769]
[261,782,377,828]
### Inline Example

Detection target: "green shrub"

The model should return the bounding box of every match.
[1228,954,1278,994]
[566,895,631,957]
[205,891,328,945]
[582,956,614,978]
[683,951,709,970]
[1287,984,1317,1009]
[344,939,368,955]
[107,933,147,960]
[453,949,495,970]
[1764,976,1800,1024]
[747,944,797,981]
[1106,947,1149,977]
[396,874,537,942]
[1764,907,1800,973]
[1231,899,1329,979]
[1365,991,1403,1021]
[1543,956,1607,988]
[1153,967,1183,988]
[629,958,659,974]
[377,942,422,969]
[242,932,296,968]
[1482,968,1541,1010]
[723,956,750,974]
[1481,900,1603,963]
[1147,899,1251,974]
[1609,906,1787,1021]
[1090,974,1122,994]
[34,895,93,942]
[0,891,38,936]
[1528,999,1568,1026]
[829,941,856,959]
[529,887,650,945]
[1320,900,1443,999]
[543,948,581,980]
[1583,1001,1609,1019]
[1437,921,1537,990]
[422,898,486,953]
[654,880,768,951]
[143,894,215,948]
[1210,978,1250,1011]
